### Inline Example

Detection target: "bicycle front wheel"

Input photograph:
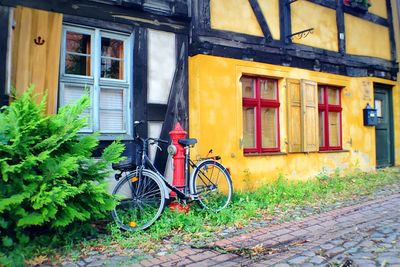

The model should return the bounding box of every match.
[190,160,233,212]
[112,170,166,231]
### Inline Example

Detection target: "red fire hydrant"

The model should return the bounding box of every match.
[168,123,189,212]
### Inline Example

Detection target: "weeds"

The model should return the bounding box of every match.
[5,168,400,266]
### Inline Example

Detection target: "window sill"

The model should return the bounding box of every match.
[318,149,350,153]
[244,152,287,157]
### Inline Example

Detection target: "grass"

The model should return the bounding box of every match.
[2,167,400,266]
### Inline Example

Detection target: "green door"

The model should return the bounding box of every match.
[374,84,394,168]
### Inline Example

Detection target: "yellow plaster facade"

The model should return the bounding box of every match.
[345,14,391,60]
[391,0,400,165]
[369,0,388,18]
[210,0,263,37]
[290,1,338,51]
[209,0,280,40]
[189,54,399,191]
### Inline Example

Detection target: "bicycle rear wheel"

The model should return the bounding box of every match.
[112,170,166,231]
[190,160,233,212]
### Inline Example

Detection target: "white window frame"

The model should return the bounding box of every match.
[59,24,133,139]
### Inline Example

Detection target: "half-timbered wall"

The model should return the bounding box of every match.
[2,0,189,178]
[189,0,399,189]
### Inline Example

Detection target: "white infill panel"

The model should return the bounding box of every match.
[148,121,163,163]
[147,29,176,104]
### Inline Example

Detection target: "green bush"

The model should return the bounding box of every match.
[0,87,124,253]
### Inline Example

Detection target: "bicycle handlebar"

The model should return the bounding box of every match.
[148,138,168,145]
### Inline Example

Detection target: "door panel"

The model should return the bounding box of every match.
[374,85,394,168]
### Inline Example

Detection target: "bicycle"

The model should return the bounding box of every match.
[111,121,233,231]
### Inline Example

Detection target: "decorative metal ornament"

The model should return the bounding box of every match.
[34,36,45,45]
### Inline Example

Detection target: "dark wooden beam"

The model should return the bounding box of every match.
[336,0,346,54]
[0,5,9,107]
[196,28,283,50]
[280,0,292,45]
[306,0,336,9]
[248,0,273,41]
[0,0,189,34]
[147,104,168,121]
[154,40,188,174]
[63,14,135,33]
[133,27,148,138]
[386,0,397,62]
[190,39,397,80]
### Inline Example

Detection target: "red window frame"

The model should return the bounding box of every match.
[318,86,343,151]
[242,76,280,154]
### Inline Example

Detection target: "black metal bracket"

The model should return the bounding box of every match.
[286,28,314,41]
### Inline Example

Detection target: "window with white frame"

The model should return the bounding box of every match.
[59,25,132,136]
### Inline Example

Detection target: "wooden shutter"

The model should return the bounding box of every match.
[301,79,319,152]
[11,7,62,114]
[287,79,302,152]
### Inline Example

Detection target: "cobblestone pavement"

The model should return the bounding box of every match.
[119,193,400,266]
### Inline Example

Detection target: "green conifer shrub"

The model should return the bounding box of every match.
[0,86,124,252]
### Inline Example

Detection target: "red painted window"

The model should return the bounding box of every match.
[318,86,342,150]
[242,77,280,154]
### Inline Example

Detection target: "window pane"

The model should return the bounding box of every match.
[66,31,91,54]
[65,54,91,76]
[243,107,256,148]
[100,88,125,132]
[319,111,325,147]
[318,87,324,104]
[328,112,340,147]
[261,108,277,148]
[63,84,92,132]
[241,77,255,98]
[327,88,339,105]
[101,58,123,79]
[102,38,124,58]
[260,79,277,100]
[101,38,124,79]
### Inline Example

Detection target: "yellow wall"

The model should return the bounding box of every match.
[210,0,280,40]
[391,0,400,165]
[291,1,338,51]
[345,14,391,60]
[189,54,398,191]
[369,0,388,18]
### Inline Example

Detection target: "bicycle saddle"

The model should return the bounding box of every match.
[178,138,198,147]
[112,158,136,172]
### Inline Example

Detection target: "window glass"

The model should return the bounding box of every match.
[65,31,91,76]
[261,108,277,148]
[243,107,256,148]
[101,37,124,79]
[241,77,255,98]
[319,111,325,147]
[318,87,324,104]
[327,87,339,105]
[328,112,340,147]
[260,79,276,100]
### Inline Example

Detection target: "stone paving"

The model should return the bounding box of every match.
[124,193,400,266]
